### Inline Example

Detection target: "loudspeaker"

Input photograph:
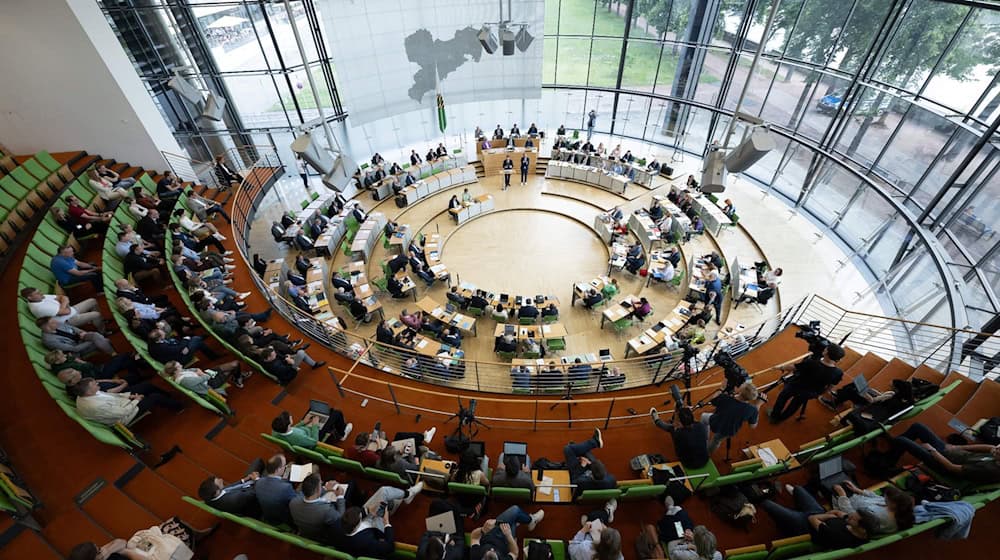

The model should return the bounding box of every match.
[501,27,516,56]
[700,150,727,193]
[199,93,226,122]
[291,132,335,177]
[167,75,203,106]
[724,128,777,173]
[478,26,498,54]
[515,27,534,52]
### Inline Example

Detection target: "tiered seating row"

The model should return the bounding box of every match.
[100,180,232,416]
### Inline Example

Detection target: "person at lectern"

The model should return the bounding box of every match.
[502,156,514,190]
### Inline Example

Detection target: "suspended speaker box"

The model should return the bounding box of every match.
[700,150,727,193]
[724,128,777,173]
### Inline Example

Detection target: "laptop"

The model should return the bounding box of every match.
[426,512,458,535]
[503,441,529,466]
[948,417,970,436]
[306,400,330,423]
[464,441,486,458]
[515,296,523,306]
[818,456,851,491]
[853,376,878,398]
[599,348,612,362]
[500,293,509,303]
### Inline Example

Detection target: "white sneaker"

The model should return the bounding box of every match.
[604,497,617,523]
[339,423,354,442]
[225,265,236,270]
[404,481,424,504]
[423,426,437,444]
[213,233,228,241]
[223,250,234,256]
[237,292,251,300]
[223,258,235,263]
[528,509,544,531]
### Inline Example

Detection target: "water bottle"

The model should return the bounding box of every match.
[553,489,561,502]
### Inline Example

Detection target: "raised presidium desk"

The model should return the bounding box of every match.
[623,300,693,358]
[349,212,387,262]
[545,160,628,195]
[450,193,495,224]
[549,147,655,188]
[397,164,478,207]
[479,147,538,177]
[532,469,573,503]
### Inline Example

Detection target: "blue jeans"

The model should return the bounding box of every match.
[482,506,532,552]
[890,422,947,465]
[564,438,599,482]
[761,486,824,536]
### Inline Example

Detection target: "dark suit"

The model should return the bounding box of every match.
[209,481,261,517]
[520,156,529,184]
[116,288,168,306]
[502,159,514,187]
[336,522,395,559]
[518,305,538,319]
[290,496,345,543]
[256,476,299,525]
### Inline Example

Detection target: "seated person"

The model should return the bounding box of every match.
[22,287,108,332]
[260,345,326,386]
[626,253,646,275]
[649,406,709,470]
[518,302,538,319]
[647,159,661,172]
[601,279,619,299]
[632,297,652,320]
[653,260,676,283]
[524,137,535,148]
[72,376,183,425]
[377,444,424,486]
[45,349,143,386]
[165,360,248,394]
[832,480,914,534]
[495,333,517,354]
[568,518,622,560]
[721,199,736,218]
[522,335,542,356]
[565,429,616,498]
[469,290,490,310]
[492,303,509,322]
[271,408,352,447]
[255,454,298,525]
[197,459,265,517]
[38,316,115,356]
[541,303,558,318]
[491,455,534,490]
[347,426,436,468]
[538,362,565,390]
[387,275,409,299]
[289,473,349,543]
[568,359,593,384]
[400,309,424,331]
[440,327,462,348]
[469,506,545,560]
[887,422,1000,484]
[582,289,604,309]
[761,485,876,550]
[51,245,103,291]
[446,286,469,309]
[666,525,721,560]
[649,201,665,221]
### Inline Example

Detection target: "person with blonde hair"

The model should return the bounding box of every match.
[700,382,763,453]
[667,525,721,560]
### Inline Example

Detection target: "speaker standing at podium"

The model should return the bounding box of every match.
[519,154,529,185]
[502,156,514,190]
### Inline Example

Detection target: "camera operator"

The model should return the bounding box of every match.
[768,343,846,424]
[649,405,709,470]
[700,382,764,453]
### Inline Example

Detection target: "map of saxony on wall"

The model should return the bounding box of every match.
[321,0,544,125]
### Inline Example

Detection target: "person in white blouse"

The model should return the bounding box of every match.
[568,516,623,560]
[667,526,722,560]
[126,197,149,219]
[72,377,182,425]
[164,360,248,394]
[173,209,226,241]
[87,169,128,202]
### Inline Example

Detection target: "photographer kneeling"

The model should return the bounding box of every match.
[768,343,845,424]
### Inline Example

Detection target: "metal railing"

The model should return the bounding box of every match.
[162,141,277,190]
[789,294,1000,382]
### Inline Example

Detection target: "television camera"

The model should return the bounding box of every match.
[795,320,831,358]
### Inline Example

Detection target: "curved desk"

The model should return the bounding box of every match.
[545,161,628,195]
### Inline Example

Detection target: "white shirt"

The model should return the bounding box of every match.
[76,392,139,425]
[129,202,149,219]
[28,295,75,322]
[179,215,203,232]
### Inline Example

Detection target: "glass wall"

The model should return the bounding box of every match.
[539,0,1000,343]
[101,0,999,348]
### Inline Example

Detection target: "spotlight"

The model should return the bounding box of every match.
[478,25,498,54]
[724,128,777,173]
[167,75,203,106]
[199,93,226,122]
[501,26,516,56]
[515,26,534,52]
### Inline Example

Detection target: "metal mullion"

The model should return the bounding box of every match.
[867,102,914,177]
[754,55,783,120]
[257,1,305,125]
[610,0,636,137]
[775,0,808,60]
[915,8,973,98]
[905,126,963,203]
[239,1,294,130]
[938,153,1000,231]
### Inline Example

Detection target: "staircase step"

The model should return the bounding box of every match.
[212,423,278,464]
[936,371,980,414]
[40,507,114,555]
[117,464,214,526]
[120,166,143,179]
[70,154,101,175]
[48,150,87,167]
[838,346,863,371]
[152,451,216,497]
[908,364,946,385]
[79,481,160,539]
[954,378,1000,425]
[843,352,888,382]
[866,358,916,393]
[2,527,63,560]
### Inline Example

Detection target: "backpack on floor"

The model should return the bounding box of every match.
[526,540,553,560]
[978,417,1000,445]
[709,486,756,529]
